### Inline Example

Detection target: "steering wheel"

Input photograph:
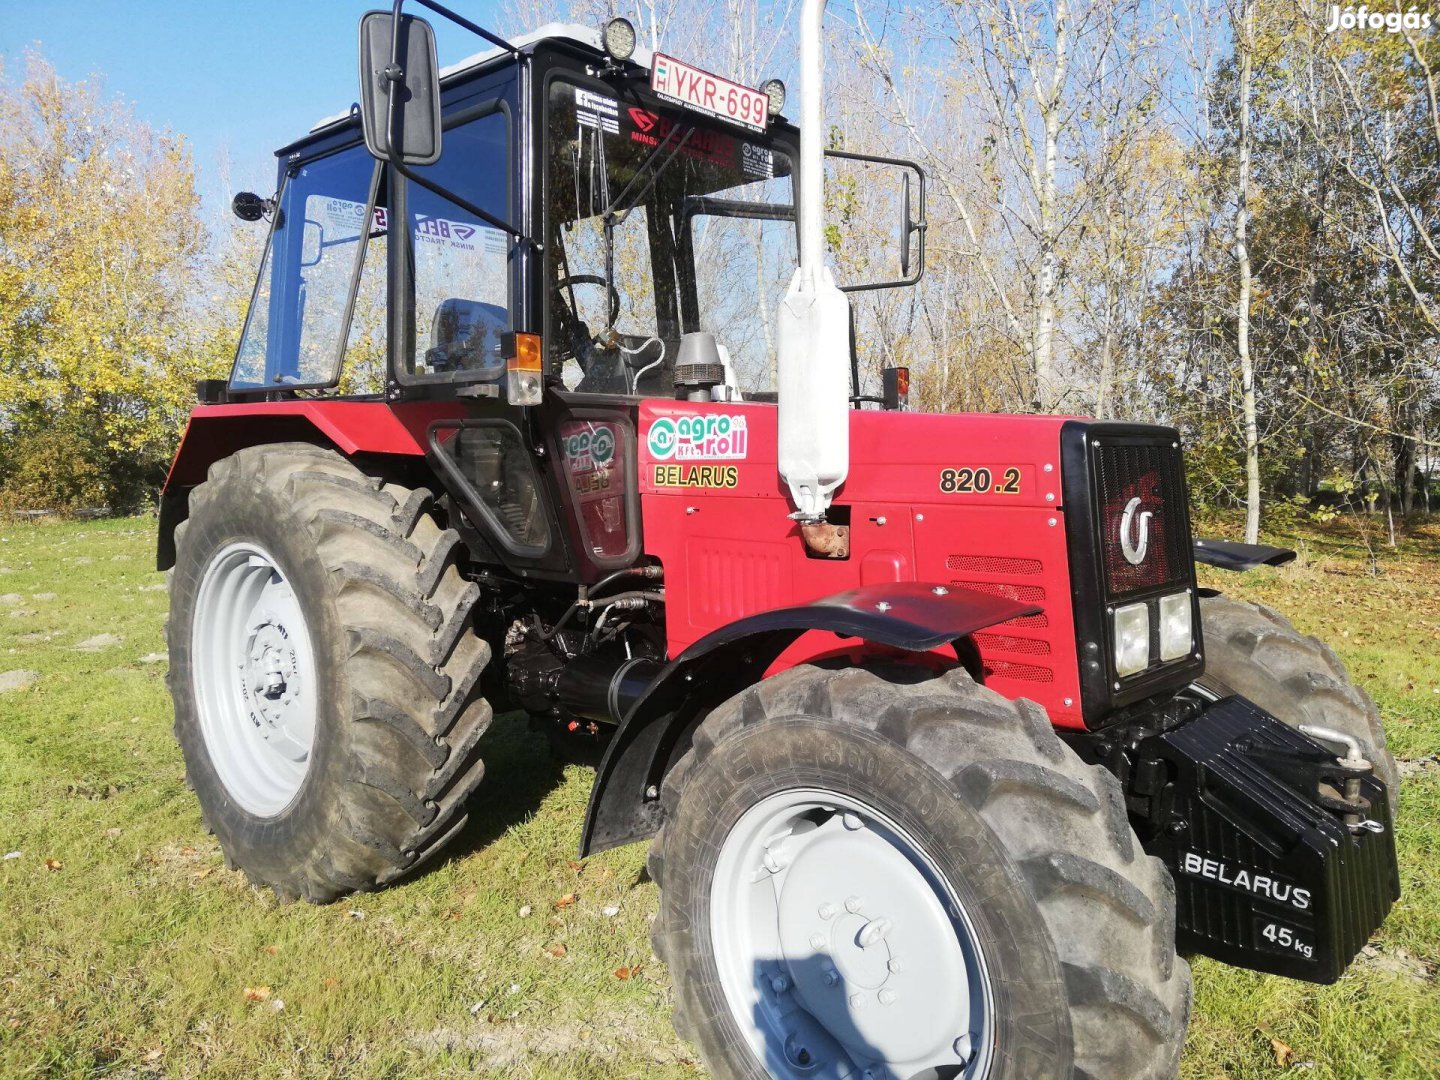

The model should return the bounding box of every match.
[555,274,622,328]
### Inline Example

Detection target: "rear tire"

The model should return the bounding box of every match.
[648,664,1190,1079]
[1198,594,1399,814]
[167,443,492,902]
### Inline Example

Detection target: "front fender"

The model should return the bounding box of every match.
[1193,538,1297,572]
[579,581,1039,856]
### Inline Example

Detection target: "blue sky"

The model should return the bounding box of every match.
[1,0,509,216]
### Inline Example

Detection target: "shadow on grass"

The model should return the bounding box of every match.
[420,710,600,874]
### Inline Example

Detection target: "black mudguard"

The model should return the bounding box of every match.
[1193,538,1297,571]
[578,581,1039,856]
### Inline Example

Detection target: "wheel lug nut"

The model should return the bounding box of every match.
[770,974,789,994]
[878,989,897,1006]
[842,811,864,831]
[818,903,836,920]
[809,934,826,951]
[845,895,864,914]
[823,968,840,986]
[849,993,865,1009]
[888,957,904,973]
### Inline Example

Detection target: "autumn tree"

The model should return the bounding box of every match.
[0,52,225,512]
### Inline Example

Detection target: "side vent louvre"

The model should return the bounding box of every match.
[950,567,1054,686]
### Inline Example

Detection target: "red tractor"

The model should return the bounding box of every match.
[160,4,1400,1077]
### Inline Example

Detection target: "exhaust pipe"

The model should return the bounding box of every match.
[776,0,851,524]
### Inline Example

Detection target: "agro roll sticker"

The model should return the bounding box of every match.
[647,415,748,461]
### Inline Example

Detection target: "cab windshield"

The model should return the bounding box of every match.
[545,77,796,398]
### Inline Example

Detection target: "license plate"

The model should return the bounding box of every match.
[650,53,768,133]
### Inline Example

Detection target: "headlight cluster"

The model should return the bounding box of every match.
[1112,590,1193,678]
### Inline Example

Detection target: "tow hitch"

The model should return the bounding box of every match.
[1073,694,1400,983]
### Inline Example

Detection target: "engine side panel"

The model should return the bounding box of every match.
[636,400,1086,728]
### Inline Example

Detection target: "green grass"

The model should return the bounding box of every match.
[0,513,1436,1078]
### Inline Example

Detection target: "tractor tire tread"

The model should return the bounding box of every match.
[649,664,1189,1080]
[169,442,491,904]
[1199,594,1398,811]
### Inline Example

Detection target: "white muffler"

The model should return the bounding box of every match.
[776,0,851,523]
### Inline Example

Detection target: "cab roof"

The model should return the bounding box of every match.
[304,22,653,136]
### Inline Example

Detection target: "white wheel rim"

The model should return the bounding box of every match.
[711,789,996,1080]
[191,541,318,817]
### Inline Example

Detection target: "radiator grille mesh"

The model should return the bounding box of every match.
[1093,441,1190,597]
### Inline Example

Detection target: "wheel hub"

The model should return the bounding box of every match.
[711,790,994,1080]
[192,543,318,816]
[775,818,972,1067]
[242,616,305,749]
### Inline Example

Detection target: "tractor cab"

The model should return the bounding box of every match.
[225,21,913,403]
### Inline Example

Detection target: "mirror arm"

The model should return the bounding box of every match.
[387,155,535,247]
[410,0,519,56]
[823,148,928,293]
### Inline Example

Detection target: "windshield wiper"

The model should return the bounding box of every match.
[598,122,695,331]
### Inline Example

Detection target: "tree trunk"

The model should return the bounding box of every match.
[1033,0,1069,412]
[1236,0,1261,545]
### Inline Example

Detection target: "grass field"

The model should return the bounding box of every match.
[1,513,1437,1079]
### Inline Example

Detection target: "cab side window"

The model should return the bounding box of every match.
[405,110,512,381]
[232,147,381,390]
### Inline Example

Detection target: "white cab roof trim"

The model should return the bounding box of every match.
[308,22,654,133]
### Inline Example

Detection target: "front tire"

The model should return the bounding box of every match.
[649,664,1190,1079]
[167,443,493,902]
[1198,594,1399,814]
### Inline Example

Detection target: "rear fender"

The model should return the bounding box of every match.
[156,401,465,570]
[579,581,1040,856]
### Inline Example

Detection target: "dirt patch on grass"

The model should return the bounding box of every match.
[413,1003,687,1071]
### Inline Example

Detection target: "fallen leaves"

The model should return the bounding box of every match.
[242,986,271,1003]
[1271,1036,1293,1068]
[44,858,62,872]
[553,893,578,910]
[545,943,568,958]
[614,964,643,980]
[262,945,279,956]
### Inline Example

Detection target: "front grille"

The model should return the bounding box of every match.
[1092,441,1191,598]
[950,579,1046,604]
[1061,422,1203,726]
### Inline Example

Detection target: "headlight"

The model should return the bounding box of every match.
[1113,602,1150,677]
[602,17,637,61]
[759,77,786,116]
[1159,590,1193,661]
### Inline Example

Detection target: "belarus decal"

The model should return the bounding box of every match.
[647,414,748,461]
[653,464,739,488]
[1178,852,1312,912]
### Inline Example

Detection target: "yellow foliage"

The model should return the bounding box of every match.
[0,51,229,510]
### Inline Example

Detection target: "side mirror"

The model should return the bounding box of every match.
[823,149,927,293]
[358,10,442,166]
[899,173,913,279]
[232,191,270,221]
[300,219,325,268]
